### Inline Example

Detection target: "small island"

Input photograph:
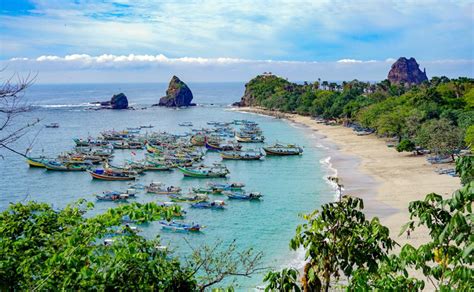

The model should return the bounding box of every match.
[154,75,195,107]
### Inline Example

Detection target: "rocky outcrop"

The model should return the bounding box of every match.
[157,76,194,107]
[387,57,428,85]
[110,93,128,109]
[234,73,295,107]
[94,92,129,109]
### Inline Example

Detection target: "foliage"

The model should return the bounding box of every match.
[288,196,397,291]
[245,74,473,153]
[397,139,416,153]
[415,118,464,157]
[0,200,263,291]
[263,268,301,292]
[455,155,474,185]
[465,125,474,151]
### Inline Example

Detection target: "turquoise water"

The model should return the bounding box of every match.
[0,83,335,289]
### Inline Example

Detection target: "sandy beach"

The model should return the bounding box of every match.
[237,107,460,257]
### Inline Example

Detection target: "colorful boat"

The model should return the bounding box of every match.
[177,164,229,178]
[159,221,202,232]
[44,161,89,171]
[235,134,265,143]
[96,191,130,202]
[87,169,137,181]
[205,141,241,151]
[146,182,182,195]
[263,143,303,156]
[191,200,225,209]
[221,150,263,160]
[207,182,245,192]
[26,156,48,168]
[170,193,209,203]
[224,191,263,200]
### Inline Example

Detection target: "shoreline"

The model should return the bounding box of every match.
[235,106,460,258]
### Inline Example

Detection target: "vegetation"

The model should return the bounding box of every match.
[264,157,473,291]
[0,200,262,291]
[244,75,473,154]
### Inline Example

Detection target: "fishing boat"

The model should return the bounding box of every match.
[159,221,202,232]
[178,164,229,178]
[96,191,129,202]
[191,200,225,209]
[87,169,137,181]
[26,156,49,168]
[235,133,265,143]
[220,150,263,160]
[140,124,154,128]
[263,143,303,156]
[44,160,89,171]
[191,135,206,146]
[45,123,59,128]
[207,182,245,192]
[178,122,193,127]
[170,193,209,203]
[205,140,242,151]
[112,141,144,150]
[145,182,182,195]
[224,191,263,200]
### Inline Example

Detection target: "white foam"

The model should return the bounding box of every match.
[35,102,100,108]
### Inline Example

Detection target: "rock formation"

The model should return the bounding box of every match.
[95,92,129,109]
[157,76,194,107]
[234,74,294,107]
[387,57,428,85]
[110,93,129,109]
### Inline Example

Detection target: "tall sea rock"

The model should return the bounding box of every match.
[387,57,428,85]
[158,76,194,107]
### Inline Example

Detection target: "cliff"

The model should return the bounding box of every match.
[157,76,194,107]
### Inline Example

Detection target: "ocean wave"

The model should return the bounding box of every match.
[33,102,100,108]
[319,156,343,201]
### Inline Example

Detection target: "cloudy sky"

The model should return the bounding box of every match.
[0,0,473,83]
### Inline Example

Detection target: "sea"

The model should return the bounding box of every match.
[0,82,336,290]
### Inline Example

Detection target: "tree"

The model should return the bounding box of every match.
[464,125,474,151]
[0,72,39,157]
[415,118,464,158]
[397,139,416,153]
[288,196,397,291]
[399,161,473,290]
[0,200,262,290]
[263,268,301,292]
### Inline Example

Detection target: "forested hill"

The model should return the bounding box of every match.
[236,74,474,154]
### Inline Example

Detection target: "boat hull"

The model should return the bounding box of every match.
[87,170,136,181]
[26,157,47,168]
[177,167,228,178]
[263,148,302,156]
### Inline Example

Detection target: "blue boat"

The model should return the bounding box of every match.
[224,191,262,200]
[159,221,202,232]
[191,200,226,209]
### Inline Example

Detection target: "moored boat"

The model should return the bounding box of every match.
[224,191,262,200]
[87,169,137,181]
[159,220,202,232]
[26,156,49,168]
[263,143,303,156]
[177,164,229,178]
[220,150,263,160]
[191,200,225,209]
[44,160,89,171]
[145,182,182,195]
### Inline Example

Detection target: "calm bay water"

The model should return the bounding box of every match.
[0,83,335,289]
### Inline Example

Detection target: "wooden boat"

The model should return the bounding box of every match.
[178,164,229,178]
[205,141,241,151]
[159,221,202,232]
[170,193,208,203]
[140,124,154,128]
[146,182,182,195]
[87,169,136,181]
[235,134,265,143]
[263,143,303,156]
[207,182,245,192]
[44,161,89,171]
[96,191,131,202]
[191,200,225,209]
[178,122,193,127]
[191,135,206,146]
[224,191,262,200]
[26,156,48,168]
[221,150,263,160]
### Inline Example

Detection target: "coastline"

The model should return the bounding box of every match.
[235,106,461,254]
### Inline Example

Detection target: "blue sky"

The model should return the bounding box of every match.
[0,0,473,82]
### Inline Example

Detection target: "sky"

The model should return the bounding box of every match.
[0,0,473,83]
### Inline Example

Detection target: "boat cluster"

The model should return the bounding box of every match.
[26,119,303,233]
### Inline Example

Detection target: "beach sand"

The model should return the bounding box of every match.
[237,107,461,288]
